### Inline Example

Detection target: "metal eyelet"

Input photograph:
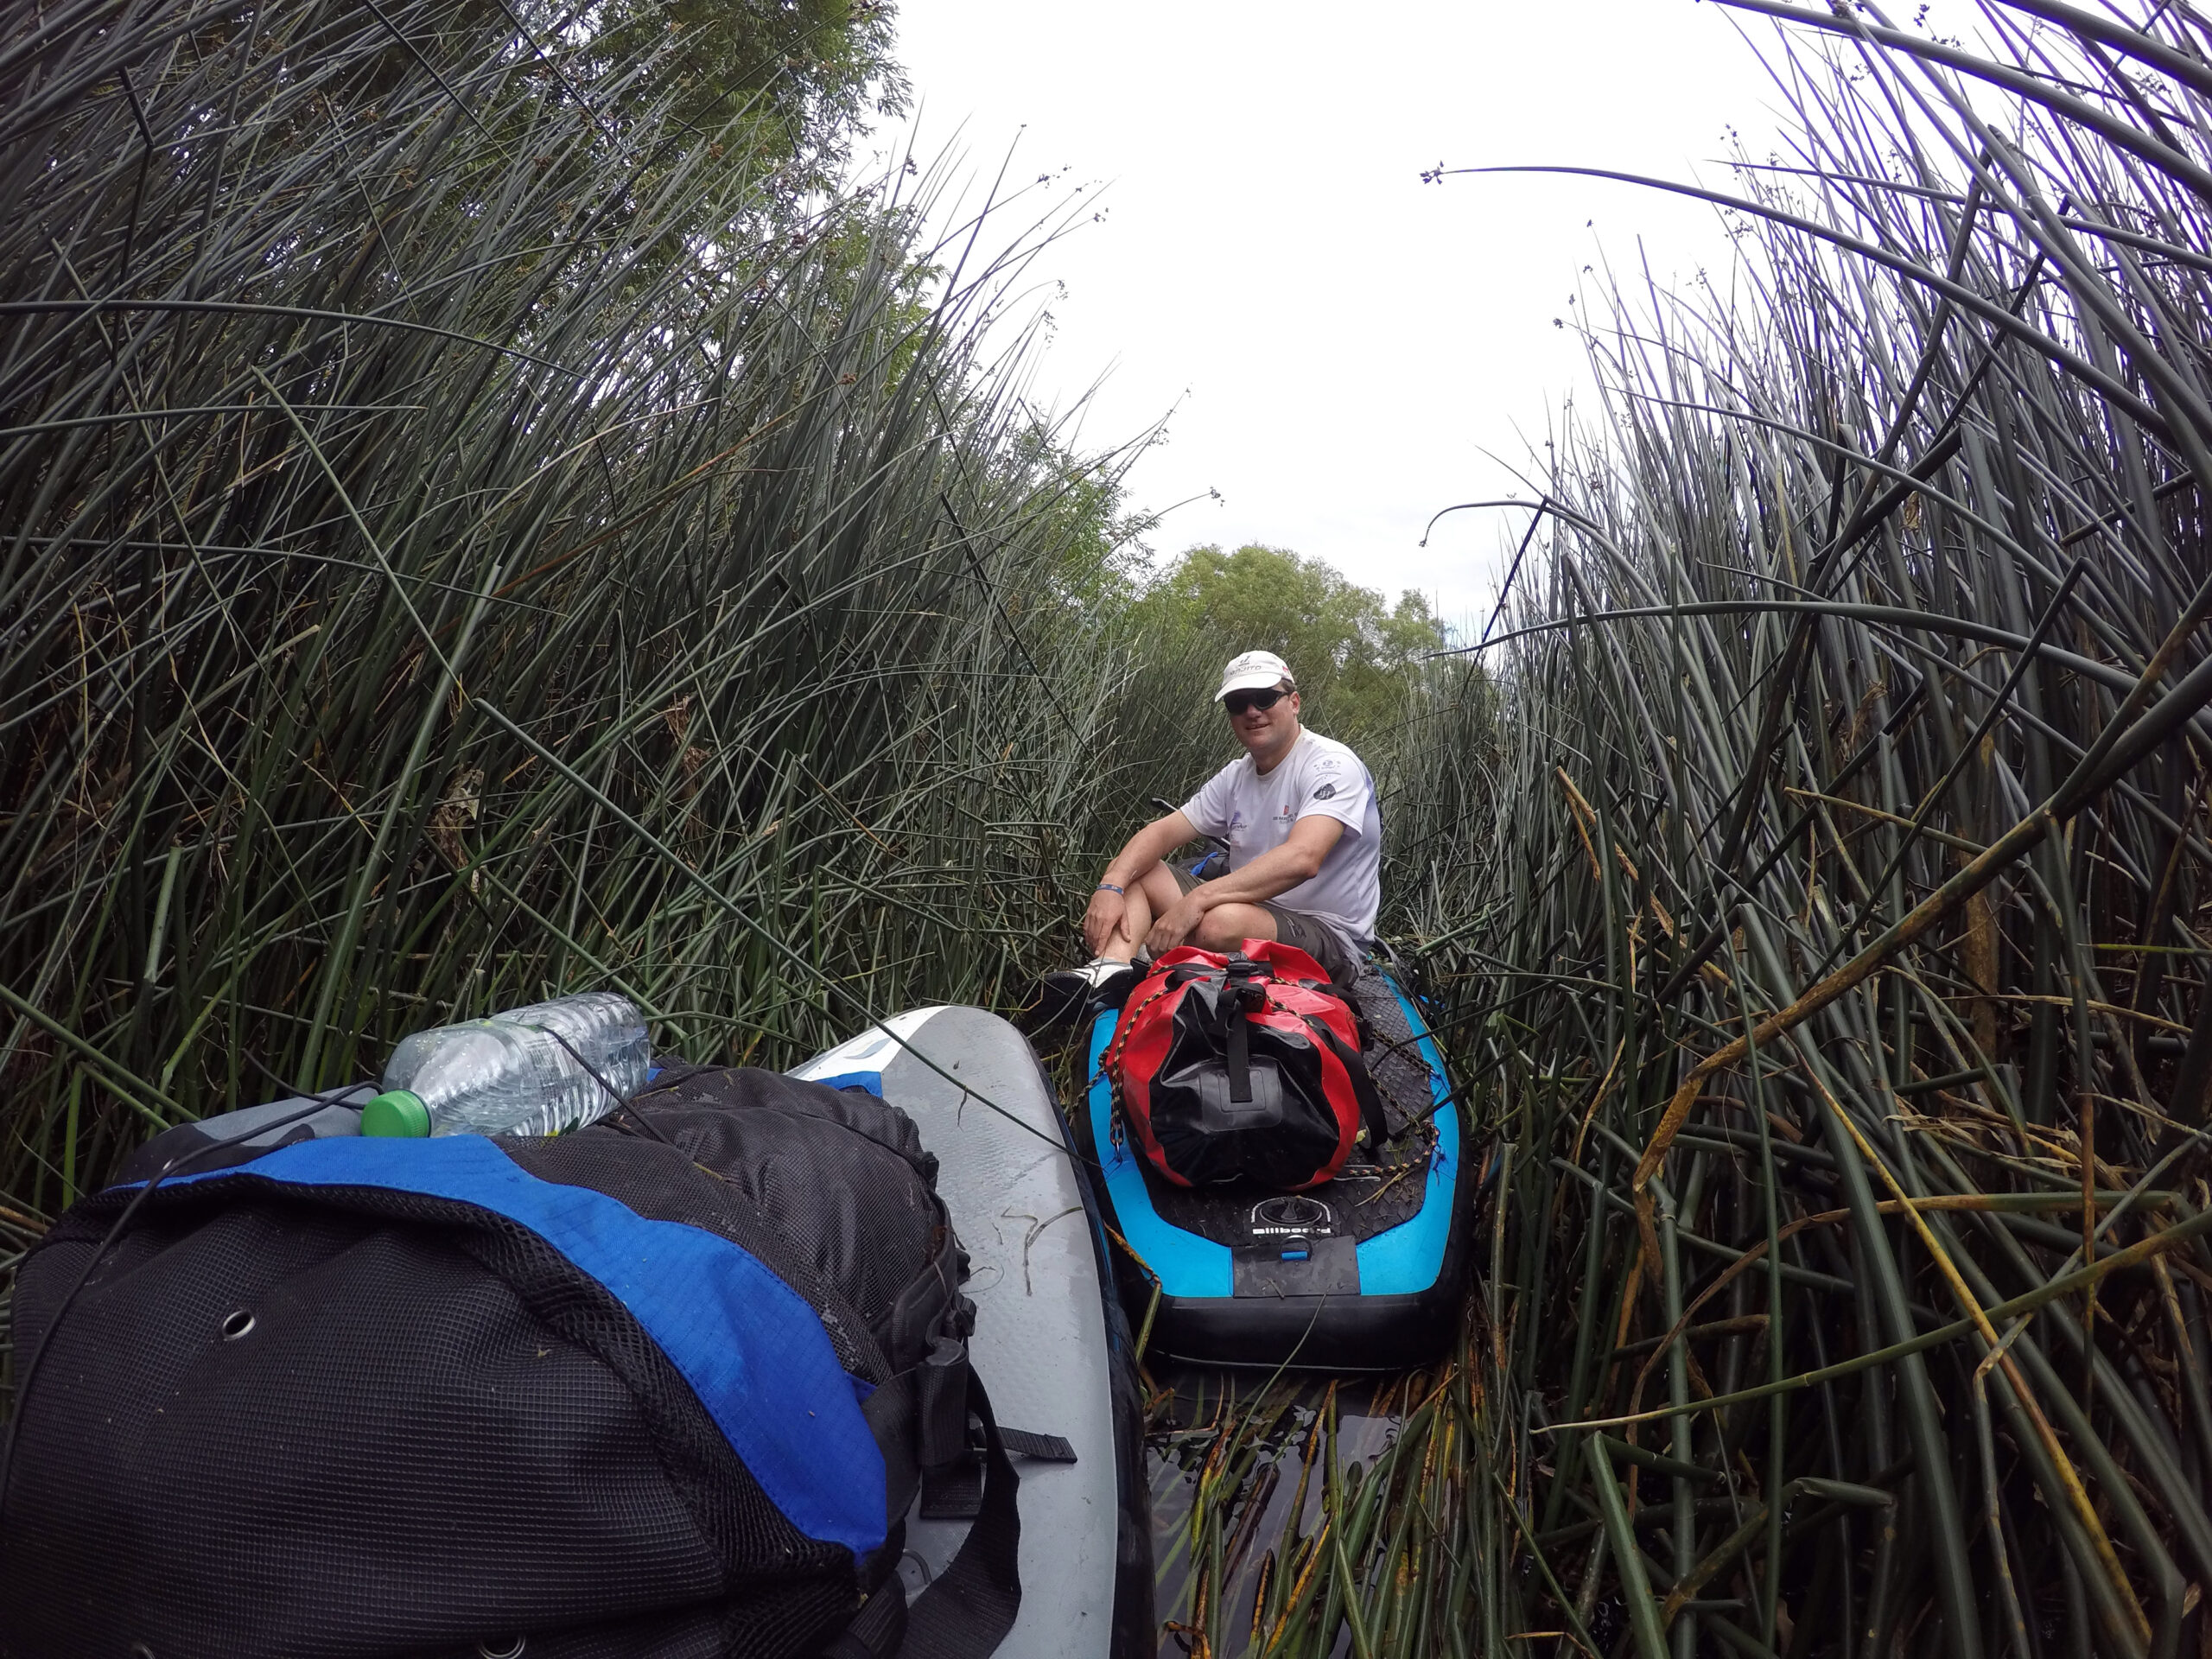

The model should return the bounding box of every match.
[219,1309,255,1341]
[478,1639,526,1659]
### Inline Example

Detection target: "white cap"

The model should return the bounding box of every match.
[1215,649,1294,701]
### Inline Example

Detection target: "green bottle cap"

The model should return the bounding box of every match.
[360,1090,431,1138]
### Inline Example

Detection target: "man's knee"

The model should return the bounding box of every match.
[1195,905,1274,951]
[1135,861,1183,906]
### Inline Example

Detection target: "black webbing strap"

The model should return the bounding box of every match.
[1313,982,1376,1047]
[1301,1014,1391,1150]
[820,1579,909,1659]
[1224,995,1252,1103]
[917,1332,976,1520]
[920,1422,1074,1518]
[916,1335,969,1467]
[995,1427,1077,1462]
[919,1458,984,1521]
[899,1370,1023,1659]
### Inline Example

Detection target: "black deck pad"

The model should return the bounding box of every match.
[1136,970,1440,1249]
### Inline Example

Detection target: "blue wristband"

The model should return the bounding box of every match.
[1096,882,1124,894]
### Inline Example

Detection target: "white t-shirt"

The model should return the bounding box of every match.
[1179,728,1382,950]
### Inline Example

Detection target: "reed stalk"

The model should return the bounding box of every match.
[1390,4,2212,1654]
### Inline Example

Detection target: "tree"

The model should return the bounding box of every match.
[1123,544,1445,742]
[567,0,906,197]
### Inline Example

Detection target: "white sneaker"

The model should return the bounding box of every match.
[1037,957,1140,1024]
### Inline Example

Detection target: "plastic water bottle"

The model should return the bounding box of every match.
[360,991,651,1138]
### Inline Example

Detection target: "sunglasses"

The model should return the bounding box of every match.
[1223,686,1289,717]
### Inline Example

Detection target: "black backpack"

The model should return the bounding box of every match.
[0,1065,1048,1659]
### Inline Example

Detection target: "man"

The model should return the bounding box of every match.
[1043,649,1382,1014]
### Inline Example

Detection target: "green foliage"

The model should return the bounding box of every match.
[0,0,1137,1245]
[1394,9,2212,1657]
[1370,658,1496,938]
[1124,543,1445,746]
[976,430,1159,624]
[574,0,906,195]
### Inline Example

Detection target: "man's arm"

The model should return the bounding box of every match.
[1081,810,1198,957]
[1141,816,1344,955]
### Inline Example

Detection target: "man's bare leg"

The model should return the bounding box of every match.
[1192,901,1277,953]
[1044,870,1285,1020]
[1103,870,1282,962]
[1042,864,1177,1019]
[1097,862,1182,963]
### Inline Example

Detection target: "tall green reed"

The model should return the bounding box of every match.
[1141,1319,1523,1659]
[0,0,1152,1236]
[1394,5,2212,1656]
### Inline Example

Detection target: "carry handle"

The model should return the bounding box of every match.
[1224,1000,1252,1103]
[1216,958,1270,1104]
[823,1369,1027,1659]
[898,1371,1025,1658]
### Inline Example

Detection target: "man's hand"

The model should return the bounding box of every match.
[1083,887,1133,958]
[1082,809,1198,958]
[1143,893,1207,957]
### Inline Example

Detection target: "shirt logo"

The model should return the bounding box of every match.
[1313,783,1338,800]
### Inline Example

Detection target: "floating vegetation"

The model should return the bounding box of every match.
[1144,1330,1520,1659]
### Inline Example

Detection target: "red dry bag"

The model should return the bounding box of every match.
[1105,939,1390,1190]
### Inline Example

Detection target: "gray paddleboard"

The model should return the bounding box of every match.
[792,1007,1124,1659]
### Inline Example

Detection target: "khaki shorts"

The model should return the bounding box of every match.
[1168,859,1362,982]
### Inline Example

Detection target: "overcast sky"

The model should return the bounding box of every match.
[873,1,1879,628]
